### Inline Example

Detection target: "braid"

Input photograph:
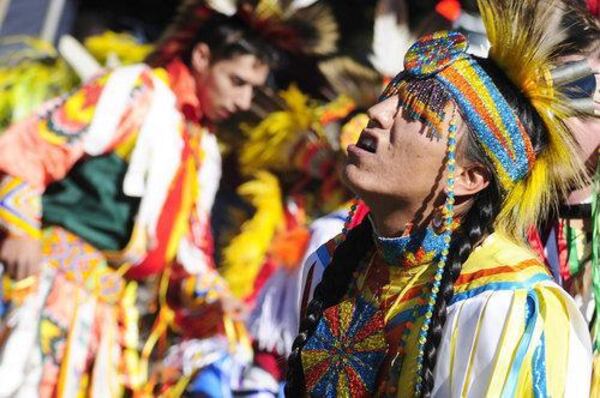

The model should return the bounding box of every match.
[285,217,374,397]
[420,185,500,396]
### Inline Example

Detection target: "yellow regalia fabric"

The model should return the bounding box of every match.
[301,233,592,396]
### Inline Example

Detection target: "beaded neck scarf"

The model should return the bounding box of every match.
[374,223,451,268]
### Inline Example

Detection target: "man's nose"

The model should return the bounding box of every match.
[235,87,253,111]
[367,96,398,129]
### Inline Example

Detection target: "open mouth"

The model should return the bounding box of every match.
[356,132,378,153]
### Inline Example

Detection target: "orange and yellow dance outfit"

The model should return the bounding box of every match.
[0,59,234,397]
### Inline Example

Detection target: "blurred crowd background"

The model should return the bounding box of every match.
[0,0,598,396]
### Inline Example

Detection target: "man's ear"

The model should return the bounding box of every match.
[452,163,490,197]
[191,42,211,74]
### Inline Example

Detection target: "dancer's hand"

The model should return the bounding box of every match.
[0,237,42,281]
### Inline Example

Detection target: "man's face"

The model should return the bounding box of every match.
[193,53,269,122]
[342,94,457,210]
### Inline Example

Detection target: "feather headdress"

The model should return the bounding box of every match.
[384,0,593,241]
[222,85,354,298]
[477,0,589,239]
[239,84,321,175]
[239,87,361,174]
[318,56,382,110]
[238,0,338,56]
[146,0,338,66]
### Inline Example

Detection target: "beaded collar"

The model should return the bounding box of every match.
[374,225,449,268]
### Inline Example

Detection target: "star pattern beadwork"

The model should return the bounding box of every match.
[301,296,389,397]
[376,226,448,268]
[404,31,468,77]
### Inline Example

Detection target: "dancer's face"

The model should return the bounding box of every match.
[342,94,455,209]
[191,43,270,122]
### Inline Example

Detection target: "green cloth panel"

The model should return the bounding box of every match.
[42,153,141,251]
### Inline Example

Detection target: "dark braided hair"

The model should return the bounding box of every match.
[286,55,551,396]
[285,217,374,397]
[419,184,500,396]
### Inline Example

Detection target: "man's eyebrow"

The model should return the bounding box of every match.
[233,73,264,88]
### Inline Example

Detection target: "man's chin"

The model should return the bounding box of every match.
[341,164,368,195]
[214,109,233,121]
[202,108,222,123]
[341,165,388,205]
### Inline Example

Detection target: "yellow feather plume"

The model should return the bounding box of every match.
[254,0,283,17]
[0,36,78,131]
[240,84,357,175]
[477,0,588,240]
[239,84,318,174]
[221,171,284,299]
[84,31,154,66]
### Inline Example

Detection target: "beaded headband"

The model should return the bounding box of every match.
[381,31,536,190]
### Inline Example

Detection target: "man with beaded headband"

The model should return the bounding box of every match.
[287,0,595,396]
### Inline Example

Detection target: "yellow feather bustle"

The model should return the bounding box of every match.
[84,31,154,66]
[0,36,78,131]
[240,84,354,175]
[228,84,357,299]
[240,84,317,175]
[477,0,588,240]
[221,171,284,299]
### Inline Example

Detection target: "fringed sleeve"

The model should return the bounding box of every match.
[433,282,592,397]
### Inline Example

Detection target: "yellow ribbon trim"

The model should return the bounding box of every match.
[485,289,526,396]
[461,293,493,396]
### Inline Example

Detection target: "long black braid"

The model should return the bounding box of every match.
[285,217,374,397]
[420,182,500,396]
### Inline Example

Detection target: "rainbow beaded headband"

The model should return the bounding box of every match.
[381,31,536,190]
